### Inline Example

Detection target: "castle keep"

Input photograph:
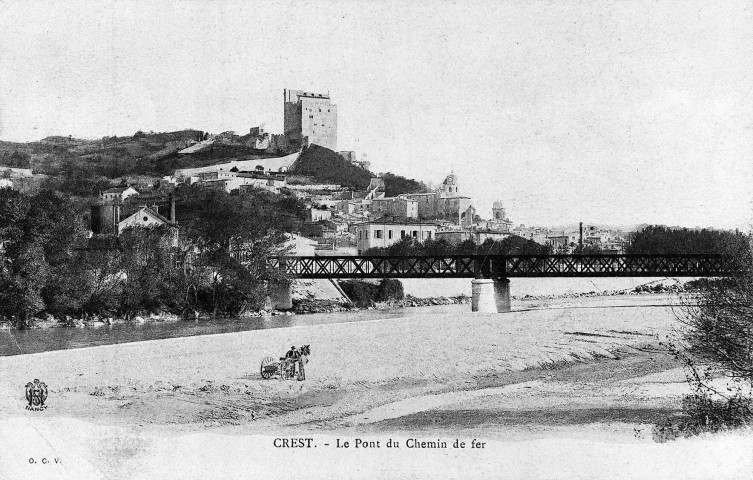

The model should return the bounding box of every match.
[283,89,338,151]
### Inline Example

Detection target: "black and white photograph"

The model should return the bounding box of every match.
[0,1,751,478]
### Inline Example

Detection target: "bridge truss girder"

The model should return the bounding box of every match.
[263,254,743,279]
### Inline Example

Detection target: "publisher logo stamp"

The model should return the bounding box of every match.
[25,379,48,411]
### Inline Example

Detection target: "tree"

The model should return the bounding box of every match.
[2,150,32,169]
[380,172,428,197]
[627,225,748,255]
[654,240,753,441]
[0,189,90,324]
[573,243,602,254]
[1,241,49,327]
[27,191,89,315]
[176,186,304,315]
[116,226,186,317]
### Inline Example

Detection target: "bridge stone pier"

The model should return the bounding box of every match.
[265,281,293,310]
[471,278,511,313]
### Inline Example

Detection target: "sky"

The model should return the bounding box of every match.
[0,0,751,229]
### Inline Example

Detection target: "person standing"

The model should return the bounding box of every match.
[284,346,299,379]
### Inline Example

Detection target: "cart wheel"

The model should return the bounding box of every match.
[260,356,275,379]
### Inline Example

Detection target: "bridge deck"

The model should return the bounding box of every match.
[252,254,743,279]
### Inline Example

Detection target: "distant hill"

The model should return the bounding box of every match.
[1,134,429,198]
[0,130,291,178]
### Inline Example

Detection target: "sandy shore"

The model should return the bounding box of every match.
[1,294,751,479]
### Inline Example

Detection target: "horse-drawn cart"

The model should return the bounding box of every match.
[260,345,310,380]
[259,356,295,380]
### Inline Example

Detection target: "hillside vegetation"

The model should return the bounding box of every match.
[290,144,428,195]
[289,145,372,190]
[1,133,430,198]
[0,130,282,179]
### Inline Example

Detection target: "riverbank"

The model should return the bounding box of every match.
[0,295,753,478]
[0,276,688,331]
[2,294,752,479]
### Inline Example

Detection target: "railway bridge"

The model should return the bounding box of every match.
[249,253,743,313]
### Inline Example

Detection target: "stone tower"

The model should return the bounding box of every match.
[439,173,459,197]
[283,89,338,151]
[492,200,507,221]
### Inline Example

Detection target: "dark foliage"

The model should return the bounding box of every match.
[0,189,88,326]
[380,172,428,197]
[339,279,404,308]
[0,186,306,324]
[0,150,32,169]
[653,394,752,443]
[573,243,602,254]
[174,186,306,316]
[289,145,372,190]
[364,236,552,256]
[627,225,749,256]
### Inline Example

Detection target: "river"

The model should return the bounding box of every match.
[0,304,467,357]
[0,286,682,358]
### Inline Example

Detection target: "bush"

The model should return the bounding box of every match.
[652,394,752,443]
[655,241,753,441]
[339,279,404,307]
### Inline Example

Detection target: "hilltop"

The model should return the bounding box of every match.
[0,130,285,179]
[1,132,429,199]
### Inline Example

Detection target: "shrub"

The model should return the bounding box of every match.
[652,394,752,443]
[655,240,753,441]
[339,279,404,307]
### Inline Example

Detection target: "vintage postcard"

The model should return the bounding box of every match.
[0,1,752,479]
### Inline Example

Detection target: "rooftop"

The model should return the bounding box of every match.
[357,218,440,227]
[103,186,136,194]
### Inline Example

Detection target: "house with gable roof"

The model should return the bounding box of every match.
[118,205,179,245]
[102,186,139,203]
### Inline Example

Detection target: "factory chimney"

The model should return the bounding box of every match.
[169,194,176,223]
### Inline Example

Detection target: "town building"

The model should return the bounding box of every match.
[338,151,370,170]
[236,173,287,194]
[247,126,294,154]
[118,205,176,233]
[101,186,139,203]
[511,225,551,245]
[116,205,179,246]
[473,201,513,232]
[403,174,474,225]
[370,196,419,219]
[172,152,298,181]
[354,220,439,254]
[435,227,512,245]
[308,206,333,222]
[546,233,579,253]
[283,89,338,150]
[194,171,287,194]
